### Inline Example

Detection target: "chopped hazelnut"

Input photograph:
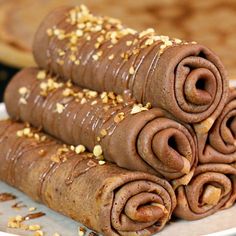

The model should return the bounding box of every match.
[98,160,106,165]
[19,87,29,96]
[93,145,103,157]
[129,66,135,75]
[75,145,86,154]
[37,71,46,80]
[56,103,65,114]
[78,226,86,236]
[130,104,142,114]
[114,112,125,123]
[100,129,107,137]
[29,225,41,231]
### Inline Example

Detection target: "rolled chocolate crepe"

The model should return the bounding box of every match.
[33,5,228,128]
[5,67,197,181]
[197,88,236,164]
[0,119,176,235]
[174,163,236,220]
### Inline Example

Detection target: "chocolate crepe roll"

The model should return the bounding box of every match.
[174,164,236,220]
[0,120,176,236]
[33,5,228,128]
[5,67,197,180]
[197,88,236,164]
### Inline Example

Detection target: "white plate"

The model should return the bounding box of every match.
[0,102,236,236]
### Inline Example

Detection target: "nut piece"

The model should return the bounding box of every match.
[34,230,44,236]
[130,104,142,114]
[93,145,102,157]
[100,129,107,137]
[75,145,86,154]
[114,112,125,123]
[202,185,222,205]
[78,226,86,236]
[29,207,36,212]
[98,160,106,165]
[18,87,29,95]
[37,70,46,80]
[129,66,135,75]
[28,225,41,231]
[56,103,65,114]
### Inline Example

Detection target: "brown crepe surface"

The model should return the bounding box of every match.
[4,67,197,181]
[0,119,176,236]
[33,5,228,125]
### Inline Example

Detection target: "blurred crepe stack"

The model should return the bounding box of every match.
[0,0,236,76]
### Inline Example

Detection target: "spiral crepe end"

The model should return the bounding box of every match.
[202,185,222,205]
[194,117,215,134]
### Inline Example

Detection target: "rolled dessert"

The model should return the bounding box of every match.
[33,5,228,128]
[0,119,176,236]
[197,88,236,164]
[4,67,197,181]
[174,163,236,220]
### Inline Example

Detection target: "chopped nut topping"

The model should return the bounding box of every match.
[93,145,103,157]
[78,226,86,236]
[8,215,24,229]
[29,207,36,212]
[108,54,114,60]
[51,154,61,163]
[100,129,107,137]
[75,145,86,154]
[116,95,123,103]
[80,97,87,104]
[91,100,98,105]
[126,40,132,46]
[34,231,44,236]
[130,104,148,114]
[19,97,27,105]
[114,112,125,123]
[85,90,98,99]
[108,92,116,100]
[75,60,80,65]
[19,87,29,96]
[174,38,182,44]
[37,70,47,80]
[69,54,77,62]
[56,103,65,114]
[98,160,106,165]
[100,92,108,103]
[62,88,73,97]
[139,28,155,38]
[28,224,41,231]
[40,79,63,97]
[129,66,135,75]
[145,38,154,46]
[92,54,99,61]
[145,102,152,109]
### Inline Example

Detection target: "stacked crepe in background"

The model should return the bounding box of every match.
[2,5,236,236]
